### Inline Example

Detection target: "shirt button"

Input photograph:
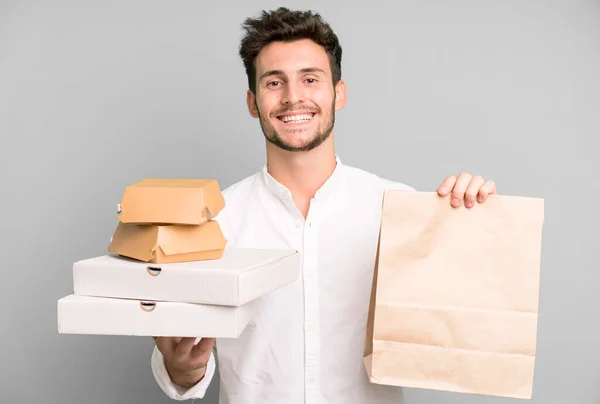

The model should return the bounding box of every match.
[306,323,316,333]
[296,221,303,228]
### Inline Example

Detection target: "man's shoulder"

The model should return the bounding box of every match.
[342,163,416,192]
[220,171,262,207]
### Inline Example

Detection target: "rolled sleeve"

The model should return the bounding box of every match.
[151,345,217,401]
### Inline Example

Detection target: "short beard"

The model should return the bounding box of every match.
[258,100,336,152]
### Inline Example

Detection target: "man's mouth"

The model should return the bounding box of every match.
[276,113,315,124]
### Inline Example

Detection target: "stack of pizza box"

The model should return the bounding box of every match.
[57,178,300,338]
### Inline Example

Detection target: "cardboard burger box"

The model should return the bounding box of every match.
[117,178,225,225]
[108,178,227,264]
[57,177,301,338]
[108,220,227,263]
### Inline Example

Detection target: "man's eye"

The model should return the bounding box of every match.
[267,81,282,87]
[306,78,317,83]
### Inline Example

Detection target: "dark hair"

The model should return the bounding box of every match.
[239,7,342,94]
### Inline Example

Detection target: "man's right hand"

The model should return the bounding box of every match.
[153,336,216,389]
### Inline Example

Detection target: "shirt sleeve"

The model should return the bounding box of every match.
[151,345,217,400]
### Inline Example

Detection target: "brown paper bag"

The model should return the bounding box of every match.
[364,190,545,399]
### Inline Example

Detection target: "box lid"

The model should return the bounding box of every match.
[108,220,227,262]
[117,178,225,225]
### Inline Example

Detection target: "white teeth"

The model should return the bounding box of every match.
[281,114,313,123]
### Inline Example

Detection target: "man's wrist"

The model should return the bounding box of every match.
[167,365,207,389]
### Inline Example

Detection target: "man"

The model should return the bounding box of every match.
[151,7,497,403]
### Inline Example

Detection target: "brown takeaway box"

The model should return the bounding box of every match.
[108,220,227,263]
[108,178,228,264]
[117,178,225,225]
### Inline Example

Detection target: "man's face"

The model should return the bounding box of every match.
[247,39,346,152]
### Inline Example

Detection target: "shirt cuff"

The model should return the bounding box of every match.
[151,345,216,400]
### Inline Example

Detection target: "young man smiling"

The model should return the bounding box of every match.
[151,7,497,403]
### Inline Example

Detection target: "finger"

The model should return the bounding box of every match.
[464,175,485,208]
[437,176,457,196]
[153,337,173,356]
[174,337,197,355]
[450,172,472,207]
[477,180,497,202]
[191,338,216,360]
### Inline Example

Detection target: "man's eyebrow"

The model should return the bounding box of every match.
[258,67,326,81]
[299,67,326,75]
[259,70,285,81]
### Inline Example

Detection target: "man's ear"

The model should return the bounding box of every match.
[246,89,259,118]
[334,80,347,111]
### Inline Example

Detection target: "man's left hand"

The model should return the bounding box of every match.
[436,172,497,208]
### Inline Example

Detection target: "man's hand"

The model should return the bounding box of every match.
[436,172,497,208]
[153,336,216,389]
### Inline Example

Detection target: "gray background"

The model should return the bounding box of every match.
[1,0,598,403]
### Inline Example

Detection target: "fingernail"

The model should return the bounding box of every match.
[465,200,472,208]
[478,196,483,203]
[452,198,460,206]
[439,187,448,194]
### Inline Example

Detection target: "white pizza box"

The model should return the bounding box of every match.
[57,294,257,338]
[73,248,300,306]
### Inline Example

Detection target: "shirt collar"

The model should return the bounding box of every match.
[261,155,344,201]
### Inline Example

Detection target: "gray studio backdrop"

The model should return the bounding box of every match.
[2,0,599,403]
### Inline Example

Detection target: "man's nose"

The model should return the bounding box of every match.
[281,82,305,105]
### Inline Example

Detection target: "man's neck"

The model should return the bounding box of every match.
[265,137,337,201]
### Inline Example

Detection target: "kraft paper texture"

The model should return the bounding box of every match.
[364,191,545,399]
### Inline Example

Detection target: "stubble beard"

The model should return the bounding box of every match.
[257,100,336,152]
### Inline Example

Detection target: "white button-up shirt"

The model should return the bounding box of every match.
[151,156,414,403]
